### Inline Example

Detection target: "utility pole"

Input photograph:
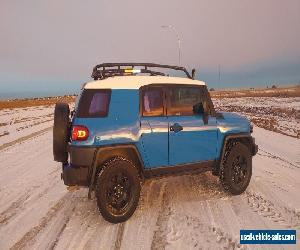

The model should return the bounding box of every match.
[161,25,181,66]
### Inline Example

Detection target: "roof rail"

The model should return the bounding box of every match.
[91,63,195,80]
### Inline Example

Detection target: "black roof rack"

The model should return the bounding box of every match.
[91,63,195,80]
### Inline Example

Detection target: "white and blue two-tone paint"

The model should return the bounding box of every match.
[53,63,258,223]
[71,75,253,169]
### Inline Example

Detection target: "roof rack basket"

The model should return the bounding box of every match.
[91,63,195,80]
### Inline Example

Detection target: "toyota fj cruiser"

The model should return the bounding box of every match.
[53,63,258,223]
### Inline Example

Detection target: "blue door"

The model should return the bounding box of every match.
[167,86,218,165]
[139,87,168,168]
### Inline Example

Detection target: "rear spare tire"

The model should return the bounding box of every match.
[53,102,70,162]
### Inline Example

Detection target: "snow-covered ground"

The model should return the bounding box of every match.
[0,105,54,147]
[0,100,299,250]
[213,97,300,138]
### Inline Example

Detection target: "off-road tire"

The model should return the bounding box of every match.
[95,157,141,223]
[220,142,252,195]
[53,102,70,162]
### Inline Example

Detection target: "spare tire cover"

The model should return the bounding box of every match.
[53,102,70,162]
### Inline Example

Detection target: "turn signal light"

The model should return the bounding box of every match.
[72,126,89,141]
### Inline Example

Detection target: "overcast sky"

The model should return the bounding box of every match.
[0,0,300,97]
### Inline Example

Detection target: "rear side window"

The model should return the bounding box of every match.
[168,87,203,116]
[142,88,164,116]
[77,89,111,118]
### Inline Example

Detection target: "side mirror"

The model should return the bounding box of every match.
[193,102,204,115]
[193,102,209,124]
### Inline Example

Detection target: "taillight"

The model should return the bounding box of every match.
[71,125,89,141]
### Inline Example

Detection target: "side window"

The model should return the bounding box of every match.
[77,89,111,118]
[142,88,164,116]
[168,87,203,116]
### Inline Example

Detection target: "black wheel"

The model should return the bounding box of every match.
[95,157,141,223]
[53,102,70,162]
[220,143,252,195]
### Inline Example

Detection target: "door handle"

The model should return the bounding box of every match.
[170,123,183,133]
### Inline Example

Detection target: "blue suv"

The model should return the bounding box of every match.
[53,63,258,223]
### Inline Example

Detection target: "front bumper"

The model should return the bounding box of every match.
[251,137,258,156]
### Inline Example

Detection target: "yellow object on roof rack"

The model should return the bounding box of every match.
[124,69,141,74]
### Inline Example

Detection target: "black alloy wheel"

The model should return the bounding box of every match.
[95,157,141,223]
[220,143,252,195]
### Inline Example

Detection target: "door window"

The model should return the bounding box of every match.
[142,88,164,116]
[168,87,203,116]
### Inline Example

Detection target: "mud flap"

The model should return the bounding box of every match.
[88,149,99,199]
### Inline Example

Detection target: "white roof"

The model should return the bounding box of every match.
[84,75,206,90]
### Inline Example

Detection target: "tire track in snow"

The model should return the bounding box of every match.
[0,193,31,224]
[212,225,245,250]
[49,206,75,250]
[258,149,299,169]
[150,183,170,250]
[114,222,125,250]
[169,214,246,250]
[16,118,53,132]
[0,167,60,225]
[158,174,243,249]
[245,191,300,229]
[10,193,74,250]
[0,126,52,151]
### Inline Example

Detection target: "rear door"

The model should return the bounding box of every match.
[167,85,218,165]
[139,86,169,168]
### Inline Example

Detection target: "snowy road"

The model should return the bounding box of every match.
[0,113,299,249]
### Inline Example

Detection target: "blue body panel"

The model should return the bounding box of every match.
[72,90,140,146]
[140,117,169,168]
[71,89,251,169]
[168,115,217,165]
[216,112,251,158]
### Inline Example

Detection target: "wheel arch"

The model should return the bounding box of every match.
[88,144,145,198]
[98,144,144,171]
[214,133,253,175]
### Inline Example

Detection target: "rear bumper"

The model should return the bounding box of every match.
[61,145,96,186]
[69,145,96,167]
